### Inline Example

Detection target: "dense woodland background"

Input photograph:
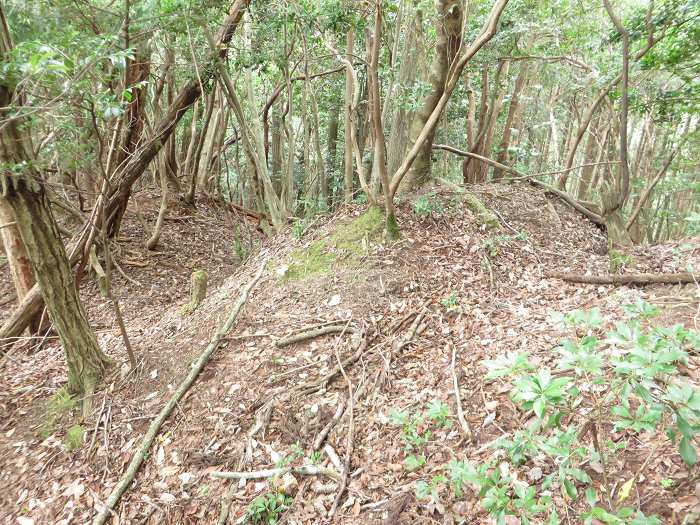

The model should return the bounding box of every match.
[1,0,699,524]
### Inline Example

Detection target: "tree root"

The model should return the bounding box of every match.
[91,259,267,525]
[546,271,699,285]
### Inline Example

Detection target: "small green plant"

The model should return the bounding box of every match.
[440,291,460,311]
[386,302,698,523]
[389,409,432,450]
[64,424,84,451]
[413,192,444,217]
[426,399,451,428]
[41,387,77,437]
[244,492,293,524]
[233,237,247,261]
[291,218,306,238]
[609,249,634,273]
[308,450,322,465]
[404,453,426,472]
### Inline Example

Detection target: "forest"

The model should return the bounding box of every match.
[0,0,699,523]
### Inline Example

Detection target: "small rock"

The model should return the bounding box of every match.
[527,466,543,482]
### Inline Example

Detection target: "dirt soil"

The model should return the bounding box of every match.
[1,182,698,525]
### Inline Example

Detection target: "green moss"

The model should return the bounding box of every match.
[464,193,499,229]
[284,241,336,280]
[386,213,400,240]
[281,206,386,281]
[333,205,385,252]
[40,387,77,438]
[64,424,85,451]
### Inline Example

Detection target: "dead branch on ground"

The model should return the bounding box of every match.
[275,324,357,348]
[546,271,699,285]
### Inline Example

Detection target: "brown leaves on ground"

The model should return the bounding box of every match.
[1,183,698,524]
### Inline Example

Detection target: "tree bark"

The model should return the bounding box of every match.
[399,0,463,192]
[0,196,39,317]
[494,61,530,179]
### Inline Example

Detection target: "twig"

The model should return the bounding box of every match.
[210,465,341,481]
[91,259,267,525]
[450,346,474,442]
[275,324,356,348]
[87,394,108,458]
[301,332,369,395]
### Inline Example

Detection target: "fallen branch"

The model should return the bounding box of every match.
[210,465,341,481]
[431,144,606,226]
[546,271,699,285]
[451,346,474,442]
[275,324,357,348]
[91,259,266,525]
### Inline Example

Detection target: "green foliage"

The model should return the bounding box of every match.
[413,192,445,217]
[385,304,698,523]
[64,424,85,451]
[41,387,77,437]
[609,250,634,273]
[440,291,460,311]
[244,492,292,524]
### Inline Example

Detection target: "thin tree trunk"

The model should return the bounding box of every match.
[400,0,463,192]
[343,30,355,203]
[494,61,530,179]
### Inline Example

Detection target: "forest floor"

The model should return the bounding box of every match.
[0,182,699,525]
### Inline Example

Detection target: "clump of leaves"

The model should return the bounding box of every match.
[245,492,293,524]
[389,402,453,472]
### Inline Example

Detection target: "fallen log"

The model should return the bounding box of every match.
[546,271,699,285]
[91,259,266,525]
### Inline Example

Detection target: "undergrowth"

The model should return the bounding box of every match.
[386,299,699,524]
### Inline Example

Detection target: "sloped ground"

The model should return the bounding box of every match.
[1,182,698,525]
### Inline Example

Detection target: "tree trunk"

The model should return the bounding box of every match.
[108,46,152,237]
[399,0,463,192]
[0,196,40,326]
[342,30,355,203]
[494,61,530,179]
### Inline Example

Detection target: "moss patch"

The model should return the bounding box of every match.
[281,206,385,281]
[463,193,500,229]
